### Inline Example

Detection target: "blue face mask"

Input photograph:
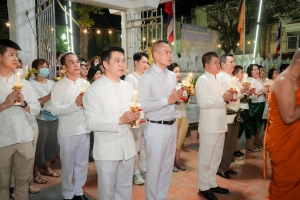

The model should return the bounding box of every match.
[39,68,50,78]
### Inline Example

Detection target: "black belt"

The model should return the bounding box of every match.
[147,118,176,125]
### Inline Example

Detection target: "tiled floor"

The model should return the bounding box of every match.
[34,136,271,200]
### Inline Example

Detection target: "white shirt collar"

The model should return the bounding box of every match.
[102,75,121,86]
[204,71,217,79]
[152,63,168,75]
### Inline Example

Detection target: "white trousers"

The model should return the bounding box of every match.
[198,132,225,191]
[58,133,90,199]
[131,124,147,175]
[95,156,135,200]
[144,122,177,200]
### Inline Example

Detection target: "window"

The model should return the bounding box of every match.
[270,32,277,42]
[287,36,298,50]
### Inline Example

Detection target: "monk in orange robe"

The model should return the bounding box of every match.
[264,49,300,200]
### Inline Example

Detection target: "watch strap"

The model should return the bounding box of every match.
[20,100,28,108]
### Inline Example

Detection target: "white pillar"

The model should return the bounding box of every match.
[7,0,37,68]
[126,9,141,73]
[121,11,128,71]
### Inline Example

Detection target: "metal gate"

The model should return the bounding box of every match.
[126,8,164,68]
[36,0,56,77]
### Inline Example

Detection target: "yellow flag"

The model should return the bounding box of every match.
[237,0,245,51]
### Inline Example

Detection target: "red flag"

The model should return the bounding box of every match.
[164,2,174,43]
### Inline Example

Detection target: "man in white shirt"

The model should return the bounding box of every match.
[138,40,183,200]
[0,39,40,200]
[83,46,140,200]
[50,52,90,200]
[125,52,148,185]
[196,52,232,200]
[216,54,248,179]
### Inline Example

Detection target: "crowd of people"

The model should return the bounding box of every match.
[0,38,299,200]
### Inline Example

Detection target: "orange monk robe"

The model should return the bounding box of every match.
[264,81,300,200]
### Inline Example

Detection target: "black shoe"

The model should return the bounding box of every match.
[226,169,238,175]
[217,171,231,179]
[234,151,242,157]
[238,150,245,156]
[198,189,217,200]
[73,195,88,200]
[210,186,229,194]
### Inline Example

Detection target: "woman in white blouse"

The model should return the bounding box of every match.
[245,64,269,151]
[167,63,189,172]
[30,59,60,184]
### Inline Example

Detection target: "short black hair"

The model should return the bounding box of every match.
[61,52,76,66]
[56,51,63,59]
[0,39,21,55]
[279,64,289,72]
[268,69,278,79]
[133,52,148,62]
[167,62,180,71]
[202,52,219,68]
[87,66,101,81]
[246,64,259,77]
[232,65,243,76]
[258,65,264,69]
[101,46,124,64]
[219,53,234,67]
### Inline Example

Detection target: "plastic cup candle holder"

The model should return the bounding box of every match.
[13,72,23,105]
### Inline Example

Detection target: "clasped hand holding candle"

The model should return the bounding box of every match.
[130,90,143,128]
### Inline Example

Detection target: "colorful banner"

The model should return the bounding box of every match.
[180,23,219,55]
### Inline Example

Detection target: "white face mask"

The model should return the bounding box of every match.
[12,68,24,76]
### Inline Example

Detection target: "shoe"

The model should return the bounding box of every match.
[175,164,186,170]
[29,185,40,194]
[10,193,15,199]
[133,174,145,185]
[217,171,231,179]
[173,166,178,172]
[226,169,238,175]
[73,194,88,200]
[140,171,146,179]
[233,151,242,157]
[238,150,245,156]
[246,147,260,152]
[198,189,217,200]
[210,186,229,194]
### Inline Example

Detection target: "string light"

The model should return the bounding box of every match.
[97,30,100,34]
[6,22,10,27]
[84,29,87,33]
[237,43,240,46]
[218,44,221,48]
[247,41,251,44]
[143,37,146,41]
[152,39,156,43]
[171,42,174,45]
[109,30,112,34]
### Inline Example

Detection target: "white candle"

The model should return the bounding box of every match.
[265,78,269,85]
[243,73,248,81]
[251,81,254,88]
[133,90,137,104]
[83,80,87,91]
[231,77,236,88]
[26,66,29,72]
[17,72,20,84]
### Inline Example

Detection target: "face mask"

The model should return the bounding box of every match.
[13,68,24,76]
[39,68,50,78]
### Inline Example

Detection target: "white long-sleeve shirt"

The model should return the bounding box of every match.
[50,76,90,137]
[248,77,266,103]
[83,75,136,160]
[217,71,241,124]
[138,64,177,121]
[196,71,227,134]
[0,74,40,147]
[124,71,140,90]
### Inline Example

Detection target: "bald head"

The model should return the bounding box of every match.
[291,48,300,66]
[151,40,172,68]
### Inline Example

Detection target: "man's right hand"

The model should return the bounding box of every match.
[168,88,183,104]
[75,93,83,106]
[1,90,19,109]
[119,111,140,125]
[223,91,233,102]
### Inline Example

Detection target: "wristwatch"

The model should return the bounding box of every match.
[20,100,28,108]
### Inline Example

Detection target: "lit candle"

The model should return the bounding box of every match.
[251,81,254,88]
[126,69,129,75]
[133,90,137,104]
[265,78,269,85]
[231,77,236,88]
[26,66,29,72]
[83,80,87,91]
[243,73,248,81]
[187,73,192,82]
[17,72,20,84]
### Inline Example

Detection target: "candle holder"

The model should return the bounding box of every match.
[129,103,141,128]
[79,89,86,108]
[229,87,238,102]
[248,87,256,95]
[12,82,23,106]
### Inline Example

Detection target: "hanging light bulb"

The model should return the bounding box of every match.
[6,22,10,27]
[109,30,112,34]
[97,30,100,34]
[84,29,87,33]
[143,37,146,41]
